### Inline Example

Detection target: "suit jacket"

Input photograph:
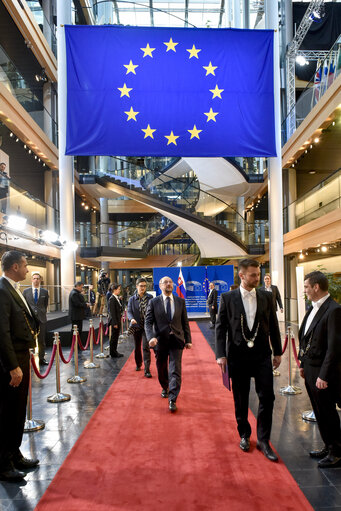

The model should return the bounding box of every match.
[69,288,88,321]
[108,295,123,327]
[298,296,341,383]
[127,292,153,327]
[145,294,191,349]
[207,288,218,309]
[262,285,283,311]
[0,277,39,372]
[215,288,282,360]
[23,287,49,324]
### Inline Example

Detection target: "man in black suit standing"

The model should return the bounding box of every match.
[69,282,89,339]
[207,281,218,328]
[262,274,283,313]
[299,271,341,468]
[0,251,40,482]
[216,259,282,462]
[145,276,192,413]
[108,283,124,358]
[23,272,49,365]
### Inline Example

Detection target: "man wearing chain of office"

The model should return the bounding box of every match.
[215,259,282,462]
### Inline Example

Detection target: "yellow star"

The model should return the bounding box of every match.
[141,124,156,139]
[188,125,202,139]
[117,83,133,98]
[204,108,219,122]
[124,106,139,121]
[124,60,139,75]
[164,38,178,52]
[209,84,224,99]
[203,61,217,76]
[187,45,201,59]
[140,43,156,58]
[165,131,179,145]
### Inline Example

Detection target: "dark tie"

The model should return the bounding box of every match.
[166,296,172,322]
[34,288,38,304]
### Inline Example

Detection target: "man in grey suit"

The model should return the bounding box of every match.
[262,274,283,313]
[145,276,192,413]
[23,272,49,366]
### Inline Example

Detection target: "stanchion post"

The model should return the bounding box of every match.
[47,333,71,402]
[84,319,99,368]
[68,325,87,383]
[24,349,45,432]
[105,324,111,351]
[302,410,317,422]
[280,326,302,395]
[96,315,109,359]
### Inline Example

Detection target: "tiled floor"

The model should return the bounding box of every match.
[0,321,340,511]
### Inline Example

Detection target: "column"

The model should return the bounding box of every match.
[288,167,297,231]
[42,0,52,48]
[100,197,109,248]
[233,0,241,28]
[57,0,75,311]
[237,196,245,242]
[46,260,55,311]
[44,169,55,232]
[242,0,249,29]
[43,82,53,141]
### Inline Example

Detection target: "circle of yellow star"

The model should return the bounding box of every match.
[164,38,178,52]
[117,83,133,98]
[187,45,201,59]
[140,43,155,58]
[203,61,217,76]
[204,108,219,122]
[188,125,202,139]
[124,60,139,75]
[209,85,224,99]
[141,124,156,139]
[124,106,139,121]
[165,131,179,145]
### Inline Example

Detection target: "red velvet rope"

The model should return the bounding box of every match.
[104,323,109,336]
[291,336,300,368]
[78,329,91,351]
[59,333,76,364]
[31,344,57,379]
[95,323,102,345]
[282,335,288,355]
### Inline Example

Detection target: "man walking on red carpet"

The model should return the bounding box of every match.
[145,276,192,413]
[215,259,282,462]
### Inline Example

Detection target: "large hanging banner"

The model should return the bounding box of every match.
[65,25,276,157]
[153,266,234,313]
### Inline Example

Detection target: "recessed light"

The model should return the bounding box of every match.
[309,170,316,175]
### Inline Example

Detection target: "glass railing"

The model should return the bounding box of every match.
[149,240,199,256]
[284,167,341,231]
[225,157,267,177]
[26,0,57,57]
[0,45,58,145]
[282,35,341,145]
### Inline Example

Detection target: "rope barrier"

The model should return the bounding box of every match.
[78,328,91,351]
[279,326,302,396]
[95,321,102,345]
[96,316,109,359]
[47,333,71,403]
[282,334,289,355]
[84,319,99,369]
[24,349,45,432]
[291,334,301,368]
[104,322,109,336]
[68,325,87,384]
[59,333,76,364]
[31,344,57,379]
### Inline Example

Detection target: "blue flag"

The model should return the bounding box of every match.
[65,25,276,157]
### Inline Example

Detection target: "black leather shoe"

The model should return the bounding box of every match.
[209,325,215,329]
[135,366,142,371]
[13,456,39,470]
[111,352,124,358]
[39,359,49,366]
[0,468,26,482]
[239,437,250,452]
[169,400,177,412]
[144,371,152,378]
[309,447,329,459]
[256,441,278,462]
[318,454,341,468]
[161,389,169,398]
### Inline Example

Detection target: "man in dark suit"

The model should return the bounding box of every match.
[216,259,282,462]
[145,276,192,413]
[299,271,341,468]
[0,251,40,482]
[108,283,124,358]
[207,282,218,328]
[23,272,49,365]
[127,277,153,377]
[262,274,283,313]
[69,282,89,338]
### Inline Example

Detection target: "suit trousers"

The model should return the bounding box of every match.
[304,363,341,455]
[230,355,275,442]
[0,350,30,470]
[133,330,151,371]
[155,340,183,401]
[209,306,216,325]
[110,327,120,356]
[38,323,46,362]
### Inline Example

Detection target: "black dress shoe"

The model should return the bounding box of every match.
[256,441,278,462]
[144,371,152,378]
[135,366,142,371]
[239,437,250,452]
[161,389,169,398]
[13,456,39,470]
[309,447,329,459]
[39,359,49,366]
[111,352,124,358]
[169,400,177,412]
[209,325,215,329]
[318,453,341,468]
[0,468,26,482]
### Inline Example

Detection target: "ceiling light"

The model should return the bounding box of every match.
[41,230,59,243]
[299,253,304,260]
[321,246,327,252]
[309,170,316,175]
[296,55,309,66]
[81,202,85,206]
[332,121,336,126]
[310,144,313,149]
[15,138,19,142]
[9,132,13,137]
[314,137,319,143]
[6,214,27,231]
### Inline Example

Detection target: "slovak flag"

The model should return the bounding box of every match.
[176,268,187,299]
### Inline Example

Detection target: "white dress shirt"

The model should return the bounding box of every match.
[304,293,330,335]
[3,275,32,315]
[240,285,257,331]
[162,293,174,319]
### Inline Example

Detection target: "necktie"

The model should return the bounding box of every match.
[34,288,38,304]
[166,296,172,322]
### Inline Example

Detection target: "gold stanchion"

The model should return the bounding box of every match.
[24,349,45,432]
[105,324,111,350]
[68,325,87,383]
[302,410,317,422]
[47,333,71,402]
[280,327,302,395]
[84,319,99,368]
[96,315,109,359]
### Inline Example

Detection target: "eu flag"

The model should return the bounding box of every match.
[65,25,276,157]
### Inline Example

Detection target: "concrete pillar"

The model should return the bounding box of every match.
[243,0,249,29]
[288,167,297,231]
[44,169,55,231]
[46,260,55,311]
[233,0,241,28]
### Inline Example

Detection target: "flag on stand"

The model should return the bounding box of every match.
[176,268,186,299]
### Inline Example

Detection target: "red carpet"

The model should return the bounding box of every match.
[35,323,313,511]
